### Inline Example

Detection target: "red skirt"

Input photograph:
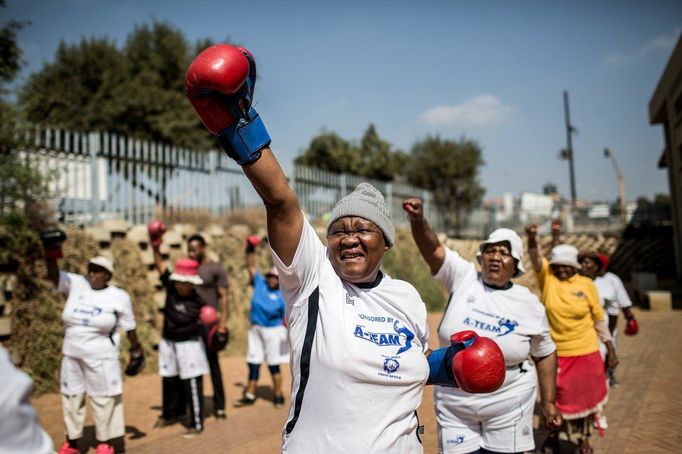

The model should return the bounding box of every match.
[556,351,608,419]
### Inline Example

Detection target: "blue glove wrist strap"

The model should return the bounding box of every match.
[427,346,458,387]
[218,107,271,166]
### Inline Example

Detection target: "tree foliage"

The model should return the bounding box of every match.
[19,20,215,149]
[0,4,48,213]
[406,135,485,228]
[295,124,406,181]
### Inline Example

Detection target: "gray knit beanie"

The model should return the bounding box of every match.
[327,183,395,247]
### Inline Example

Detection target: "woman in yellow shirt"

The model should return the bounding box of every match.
[526,225,617,454]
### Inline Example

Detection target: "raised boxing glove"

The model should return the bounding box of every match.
[428,330,505,393]
[185,44,271,165]
[41,229,67,260]
[624,317,638,336]
[245,235,261,253]
[147,221,166,249]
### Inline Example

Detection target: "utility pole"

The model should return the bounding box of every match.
[563,91,577,206]
[604,147,627,223]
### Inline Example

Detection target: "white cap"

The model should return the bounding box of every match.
[476,228,525,278]
[89,256,114,274]
[549,244,581,269]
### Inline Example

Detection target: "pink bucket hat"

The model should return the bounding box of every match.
[170,258,204,285]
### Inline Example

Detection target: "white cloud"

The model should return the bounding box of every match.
[606,27,681,65]
[419,94,516,127]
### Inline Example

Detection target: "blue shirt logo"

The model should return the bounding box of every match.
[353,319,415,354]
[383,357,400,374]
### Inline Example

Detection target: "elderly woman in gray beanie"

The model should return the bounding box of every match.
[238,139,431,452]
[185,45,503,451]
[228,142,505,453]
[404,199,561,454]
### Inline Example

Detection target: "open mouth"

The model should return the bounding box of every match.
[340,250,365,261]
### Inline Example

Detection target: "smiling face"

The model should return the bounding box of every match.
[266,274,279,290]
[326,216,388,284]
[551,264,577,281]
[87,264,111,290]
[578,256,600,279]
[480,241,516,288]
[187,240,205,263]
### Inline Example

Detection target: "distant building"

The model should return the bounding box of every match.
[649,33,682,279]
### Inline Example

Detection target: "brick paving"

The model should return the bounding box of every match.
[34,308,682,453]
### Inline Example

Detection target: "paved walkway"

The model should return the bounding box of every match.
[34,308,682,453]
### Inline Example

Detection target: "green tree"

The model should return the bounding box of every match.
[653,193,671,205]
[0,2,47,213]
[295,130,360,174]
[295,124,406,181]
[19,37,126,132]
[358,124,406,181]
[19,20,215,149]
[406,135,485,231]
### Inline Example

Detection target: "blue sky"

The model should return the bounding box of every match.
[6,0,681,202]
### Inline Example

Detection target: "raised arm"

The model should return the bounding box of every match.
[147,221,167,275]
[185,44,302,266]
[242,152,303,265]
[245,236,260,284]
[525,224,543,273]
[550,218,561,248]
[402,198,445,275]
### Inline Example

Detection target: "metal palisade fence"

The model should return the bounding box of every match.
[5,126,448,231]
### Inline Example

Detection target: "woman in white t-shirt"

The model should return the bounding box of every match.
[45,241,142,454]
[184,44,506,453]
[404,198,562,454]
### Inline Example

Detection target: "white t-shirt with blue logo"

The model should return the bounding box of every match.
[594,271,632,316]
[272,221,430,454]
[57,272,136,360]
[433,248,555,403]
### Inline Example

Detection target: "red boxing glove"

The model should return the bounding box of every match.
[41,229,67,260]
[200,305,219,327]
[147,220,166,249]
[451,331,506,393]
[625,318,639,336]
[246,235,261,248]
[185,44,250,135]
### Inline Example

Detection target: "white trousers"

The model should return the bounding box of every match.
[158,338,209,379]
[246,325,289,366]
[62,393,124,442]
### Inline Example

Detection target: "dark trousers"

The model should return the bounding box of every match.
[162,375,204,431]
[206,348,225,411]
[202,328,225,412]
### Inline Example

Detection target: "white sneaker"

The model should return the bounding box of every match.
[593,413,608,430]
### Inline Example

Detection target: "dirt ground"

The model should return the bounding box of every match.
[33,308,682,453]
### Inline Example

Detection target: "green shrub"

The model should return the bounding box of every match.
[382,227,446,312]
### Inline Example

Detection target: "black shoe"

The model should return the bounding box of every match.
[234,393,256,407]
[273,395,285,408]
[153,417,174,429]
[215,409,227,419]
